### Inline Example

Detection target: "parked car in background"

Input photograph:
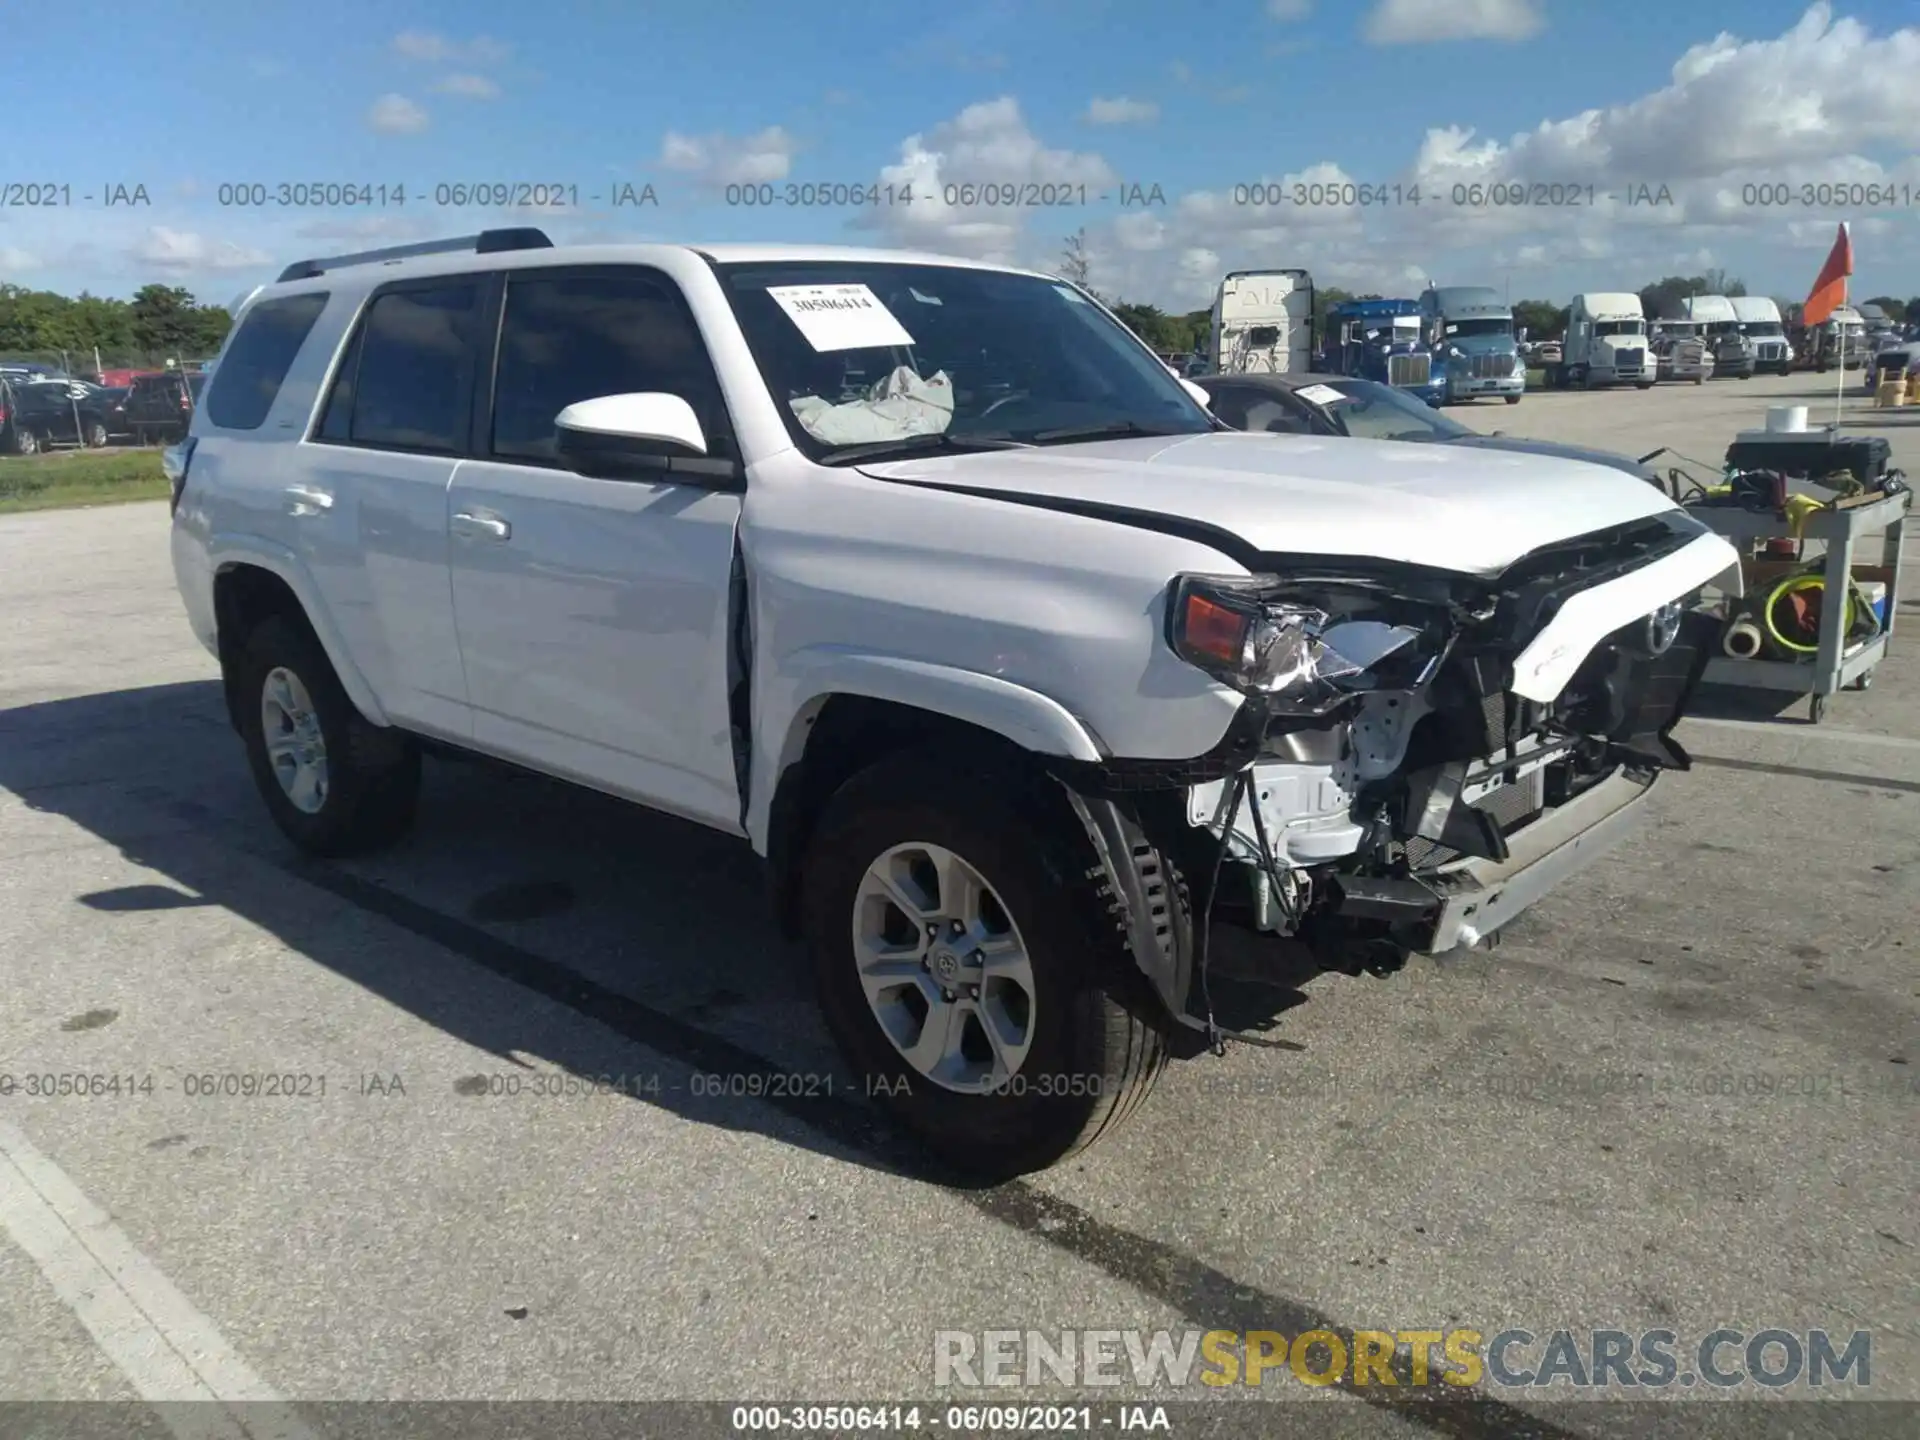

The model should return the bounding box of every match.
[124,370,204,443]
[0,378,118,453]
[1193,371,1664,484]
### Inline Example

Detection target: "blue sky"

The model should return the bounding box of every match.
[3,0,1917,309]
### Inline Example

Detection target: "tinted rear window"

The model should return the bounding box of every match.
[204,292,329,430]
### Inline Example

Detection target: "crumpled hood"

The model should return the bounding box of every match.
[857,431,1680,576]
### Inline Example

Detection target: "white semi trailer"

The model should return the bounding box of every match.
[1207,269,1314,375]
[1541,292,1653,389]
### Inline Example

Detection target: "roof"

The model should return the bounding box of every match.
[260,234,1056,295]
[1574,292,1642,313]
[1193,372,1345,390]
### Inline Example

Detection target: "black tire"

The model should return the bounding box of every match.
[11,426,39,456]
[801,748,1171,1179]
[1636,381,1654,390]
[234,613,420,857]
[85,421,108,448]
[1504,394,1522,404]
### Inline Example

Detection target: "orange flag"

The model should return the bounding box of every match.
[1802,221,1852,327]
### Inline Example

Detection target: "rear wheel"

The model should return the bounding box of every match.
[85,421,108,448]
[10,426,39,456]
[235,614,421,856]
[801,749,1171,1179]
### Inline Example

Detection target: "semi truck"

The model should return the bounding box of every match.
[1207,269,1314,375]
[1540,292,1653,389]
[1677,295,1754,379]
[1648,318,1711,383]
[1418,285,1524,404]
[1728,297,1793,375]
[1319,297,1445,405]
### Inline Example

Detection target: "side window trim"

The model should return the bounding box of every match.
[307,274,491,458]
[478,262,742,488]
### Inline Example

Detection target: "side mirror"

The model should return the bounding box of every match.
[1179,377,1212,408]
[555,392,708,480]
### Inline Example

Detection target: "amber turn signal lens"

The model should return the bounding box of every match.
[1181,592,1250,666]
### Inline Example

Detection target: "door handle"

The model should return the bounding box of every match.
[451,510,511,541]
[284,484,333,516]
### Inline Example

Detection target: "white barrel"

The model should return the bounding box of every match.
[1765,404,1809,433]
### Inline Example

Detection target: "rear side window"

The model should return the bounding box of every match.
[489,270,727,463]
[338,284,481,453]
[204,293,328,430]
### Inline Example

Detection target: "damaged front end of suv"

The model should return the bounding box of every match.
[1053,509,1740,1051]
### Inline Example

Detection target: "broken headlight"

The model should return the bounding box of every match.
[1166,574,1443,713]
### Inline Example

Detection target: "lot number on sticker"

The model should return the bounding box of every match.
[767,284,916,352]
[1294,383,1350,406]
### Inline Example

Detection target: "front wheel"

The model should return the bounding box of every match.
[235,614,421,856]
[85,421,108,448]
[1504,394,1522,405]
[10,426,39,456]
[1636,381,1654,390]
[801,750,1171,1179]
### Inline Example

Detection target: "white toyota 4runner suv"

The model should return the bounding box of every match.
[170,229,1742,1177]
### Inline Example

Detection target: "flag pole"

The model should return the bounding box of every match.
[1835,272,1846,430]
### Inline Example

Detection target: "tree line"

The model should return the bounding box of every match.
[0,283,233,369]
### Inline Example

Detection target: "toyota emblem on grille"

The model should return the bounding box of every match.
[1643,600,1684,656]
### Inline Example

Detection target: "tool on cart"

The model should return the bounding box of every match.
[1719,561,1884,660]
[1677,411,1910,723]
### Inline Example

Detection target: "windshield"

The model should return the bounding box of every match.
[712,260,1213,456]
[1594,320,1644,337]
[1314,379,1476,442]
[1442,318,1513,342]
[1741,322,1784,337]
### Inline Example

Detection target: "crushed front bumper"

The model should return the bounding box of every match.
[1416,764,1656,952]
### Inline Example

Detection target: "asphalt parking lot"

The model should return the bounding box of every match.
[1,371,1915,1439]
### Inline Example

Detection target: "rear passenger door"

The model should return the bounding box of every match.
[446,265,744,831]
[304,278,484,739]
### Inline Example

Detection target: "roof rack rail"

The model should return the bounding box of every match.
[275,227,553,283]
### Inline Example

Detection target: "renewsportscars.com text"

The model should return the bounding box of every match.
[933,1327,1872,1391]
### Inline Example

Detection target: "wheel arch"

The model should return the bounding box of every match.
[758,678,1101,944]
[210,551,389,732]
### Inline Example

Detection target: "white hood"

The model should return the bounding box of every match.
[858,431,1678,576]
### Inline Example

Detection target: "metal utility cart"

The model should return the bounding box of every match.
[1694,487,1909,722]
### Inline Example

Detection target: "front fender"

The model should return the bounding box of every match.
[746,646,1106,851]
[205,531,392,729]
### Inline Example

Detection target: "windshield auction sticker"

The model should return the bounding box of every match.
[1294,383,1350,406]
[767,284,915,352]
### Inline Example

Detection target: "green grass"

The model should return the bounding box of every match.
[0,448,172,514]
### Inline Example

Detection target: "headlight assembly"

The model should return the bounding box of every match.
[1166,574,1441,711]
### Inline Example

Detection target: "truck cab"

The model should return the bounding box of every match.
[1728,297,1793,374]
[1207,269,1314,375]
[1418,285,1524,405]
[1678,295,1755,379]
[1648,318,1712,383]
[1544,293,1653,390]
[1321,298,1444,406]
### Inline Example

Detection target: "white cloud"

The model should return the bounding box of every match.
[1267,0,1312,19]
[131,229,273,274]
[658,126,797,186]
[1072,4,1920,305]
[0,247,41,272]
[1364,0,1544,45]
[861,98,1116,261]
[392,31,510,64]
[1085,97,1158,125]
[367,94,428,134]
[433,73,501,100]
